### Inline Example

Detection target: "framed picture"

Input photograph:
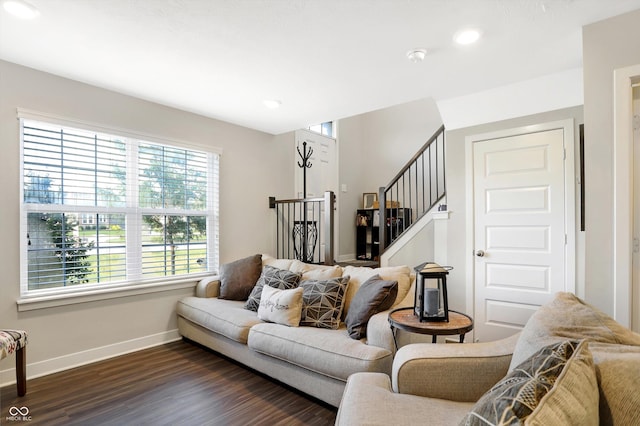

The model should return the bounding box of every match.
[363,193,377,209]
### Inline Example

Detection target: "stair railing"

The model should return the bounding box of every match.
[378,124,446,252]
[269,191,335,265]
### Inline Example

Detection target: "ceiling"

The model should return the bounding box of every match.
[2,0,640,135]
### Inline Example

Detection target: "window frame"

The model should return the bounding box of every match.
[16,109,221,311]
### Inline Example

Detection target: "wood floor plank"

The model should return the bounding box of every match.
[1,339,337,425]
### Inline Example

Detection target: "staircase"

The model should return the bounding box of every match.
[378,124,446,255]
[268,124,446,266]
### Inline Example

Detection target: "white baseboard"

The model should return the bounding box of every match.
[0,329,181,388]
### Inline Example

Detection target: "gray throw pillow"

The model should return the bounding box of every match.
[300,276,350,329]
[244,265,302,311]
[218,254,262,300]
[345,274,398,339]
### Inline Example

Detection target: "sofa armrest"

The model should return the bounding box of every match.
[336,373,394,426]
[393,332,520,402]
[365,309,395,352]
[366,297,417,353]
[195,275,221,298]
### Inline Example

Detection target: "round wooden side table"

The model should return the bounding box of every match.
[388,307,474,348]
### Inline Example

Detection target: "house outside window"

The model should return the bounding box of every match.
[20,114,220,297]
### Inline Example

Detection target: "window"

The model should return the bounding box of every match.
[308,121,334,138]
[20,115,219,296]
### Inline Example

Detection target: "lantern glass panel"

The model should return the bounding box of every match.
[414,262,449,322]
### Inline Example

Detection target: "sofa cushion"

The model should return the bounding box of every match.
[461,339,598,426]
[589,342,640,426]
[337,373,473,426]
[342,265,412,319]
[345,274,398,339]
[176,296,262,344]
[257,286,304,327]
[244,265,302,312]
[218,254,262,300]
[509,292,640,370]
[248,323,393,381]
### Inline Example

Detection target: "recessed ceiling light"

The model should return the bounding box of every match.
[3,0,40,19]
[454,29,481,45]
[263,99,282,109]
[406,49,427,63]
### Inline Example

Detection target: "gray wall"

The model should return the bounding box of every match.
[336,98,443,260]
[0,60,291,373]
[583,9,640,313]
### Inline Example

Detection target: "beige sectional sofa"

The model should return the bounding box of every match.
[336,292,640,425]
[176,255,415,407]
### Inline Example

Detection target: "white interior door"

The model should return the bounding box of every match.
[470,121,574,342]
[294,129,337,198]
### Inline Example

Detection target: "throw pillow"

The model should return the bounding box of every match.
[345,274,398,339]
[460,339,598,426]
[261,254,295,271]
[509,291,640,370]
[257,285,304,327]
[289,259,344,280]
[299,276,350,329]
[244,265,302,312]
[589,342,640,426]
[218,254,262,300]
[341,265,411,319]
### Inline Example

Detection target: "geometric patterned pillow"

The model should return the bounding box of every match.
[460,339,598,426]
[299,276,350,329]
[244,265,302,312]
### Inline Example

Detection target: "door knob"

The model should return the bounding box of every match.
[475,250,485,257]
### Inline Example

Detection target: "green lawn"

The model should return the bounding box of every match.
[86,247,207,282]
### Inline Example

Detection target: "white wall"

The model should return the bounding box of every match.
[438,68,583,131]
[0,60,291,380]
[583,9,640,314]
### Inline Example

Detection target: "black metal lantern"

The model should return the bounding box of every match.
[414,262,449,322]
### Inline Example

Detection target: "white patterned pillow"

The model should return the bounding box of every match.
[300,276,350,329]
[257,285,304,327]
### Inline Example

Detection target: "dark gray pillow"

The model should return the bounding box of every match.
[218,254,262,300]
[244,265,302,311]
[345,274,398,339]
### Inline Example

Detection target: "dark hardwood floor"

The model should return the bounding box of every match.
[1,339,337,425]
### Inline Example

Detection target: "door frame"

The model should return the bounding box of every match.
[465,120,577,337]
[613,63,640,328]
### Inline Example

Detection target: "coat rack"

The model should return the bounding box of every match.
[294,141,317,262]
[297,141,313,197]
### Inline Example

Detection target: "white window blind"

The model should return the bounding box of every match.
[20,117,219,295]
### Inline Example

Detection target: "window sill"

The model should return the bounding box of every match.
[16,277,202,312]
